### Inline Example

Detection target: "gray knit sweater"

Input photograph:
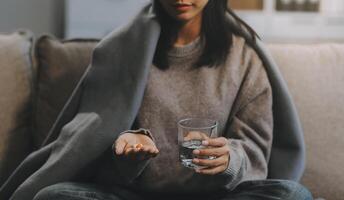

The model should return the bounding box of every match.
[95,34,273,195]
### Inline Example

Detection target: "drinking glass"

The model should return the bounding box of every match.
[178,118,218,169]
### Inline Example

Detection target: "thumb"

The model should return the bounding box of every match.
[115,138,127,155]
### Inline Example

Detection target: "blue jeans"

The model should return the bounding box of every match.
[33,179,313,200]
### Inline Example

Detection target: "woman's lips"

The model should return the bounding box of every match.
[173,3,193,12]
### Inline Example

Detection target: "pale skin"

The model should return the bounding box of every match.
[115,132,159,161]
[114,0,230,175]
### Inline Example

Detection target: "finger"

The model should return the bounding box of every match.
[132,145,142,153]
[134,143,144,150]
[184,131,209,141]
[122,146,140,159]
[124,145,158,160]
[115,138,127,155]
[193,146,229,157]
[124,147,135,156]
[202,137,227,147]
[140,146,159,158]
[134,145,156,153]
[142,147,159,160]
[192,155,227,168]
[148,147,159,157]
[195,165,227,175]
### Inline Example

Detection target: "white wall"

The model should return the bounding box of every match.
[66,0,344,42]
[66,0,148,38]
[0,0,64,37]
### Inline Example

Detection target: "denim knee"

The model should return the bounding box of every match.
[33,182,123,200]
[33,182,106,200]
[280,180,313,200]
[33,183,66,200]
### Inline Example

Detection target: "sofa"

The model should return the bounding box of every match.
[0,30,343,200]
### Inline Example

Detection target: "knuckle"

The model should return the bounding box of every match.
[223,148,230,155]
[200,159,212,166]
[201,149,210,156]
[220,157,227,164]
[198,149,204,155]
[214,149,223,156]
[212,159,221,166]
[219,156,227,164]
[198,159,207,165]
[220,137,227,145]
[209,160,217,167]
[202,170,210,175]
[115,137,122,143]
[208,138,215,142]
[197,159,204,165]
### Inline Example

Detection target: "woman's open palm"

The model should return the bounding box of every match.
[114,132,159,161]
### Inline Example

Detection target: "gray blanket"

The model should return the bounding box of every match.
[0,2,305,199]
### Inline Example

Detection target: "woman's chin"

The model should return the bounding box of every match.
[173,13,195,22]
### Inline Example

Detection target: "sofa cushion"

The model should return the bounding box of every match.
[34,36,98,147]
[268,43,344,200]
[0,31,34,185]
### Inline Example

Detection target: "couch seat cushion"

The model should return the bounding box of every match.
[268,43,344,200]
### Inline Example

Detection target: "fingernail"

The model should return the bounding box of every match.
[195,169,201,173]
[193,159,199,163]
[202,140,209,145]
[193,150,200,155]
[115,148,121,155]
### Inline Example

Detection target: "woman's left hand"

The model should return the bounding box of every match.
[192,137,230,175]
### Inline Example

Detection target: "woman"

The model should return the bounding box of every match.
[34,0,313,199]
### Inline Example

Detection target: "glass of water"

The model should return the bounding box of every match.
[178,118,218,169]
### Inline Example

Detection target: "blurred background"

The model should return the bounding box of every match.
[0,0,344,43]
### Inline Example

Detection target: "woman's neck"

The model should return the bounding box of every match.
[174,14,202,47]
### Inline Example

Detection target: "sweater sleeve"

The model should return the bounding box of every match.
[219,50,273,190]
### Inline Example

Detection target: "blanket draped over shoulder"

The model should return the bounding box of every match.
[0,2,305,199]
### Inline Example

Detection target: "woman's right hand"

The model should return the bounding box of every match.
[114,132,159,161]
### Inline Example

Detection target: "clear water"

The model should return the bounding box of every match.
[179,140,214,169]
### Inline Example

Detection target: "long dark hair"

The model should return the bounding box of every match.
[153,0,258,70]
